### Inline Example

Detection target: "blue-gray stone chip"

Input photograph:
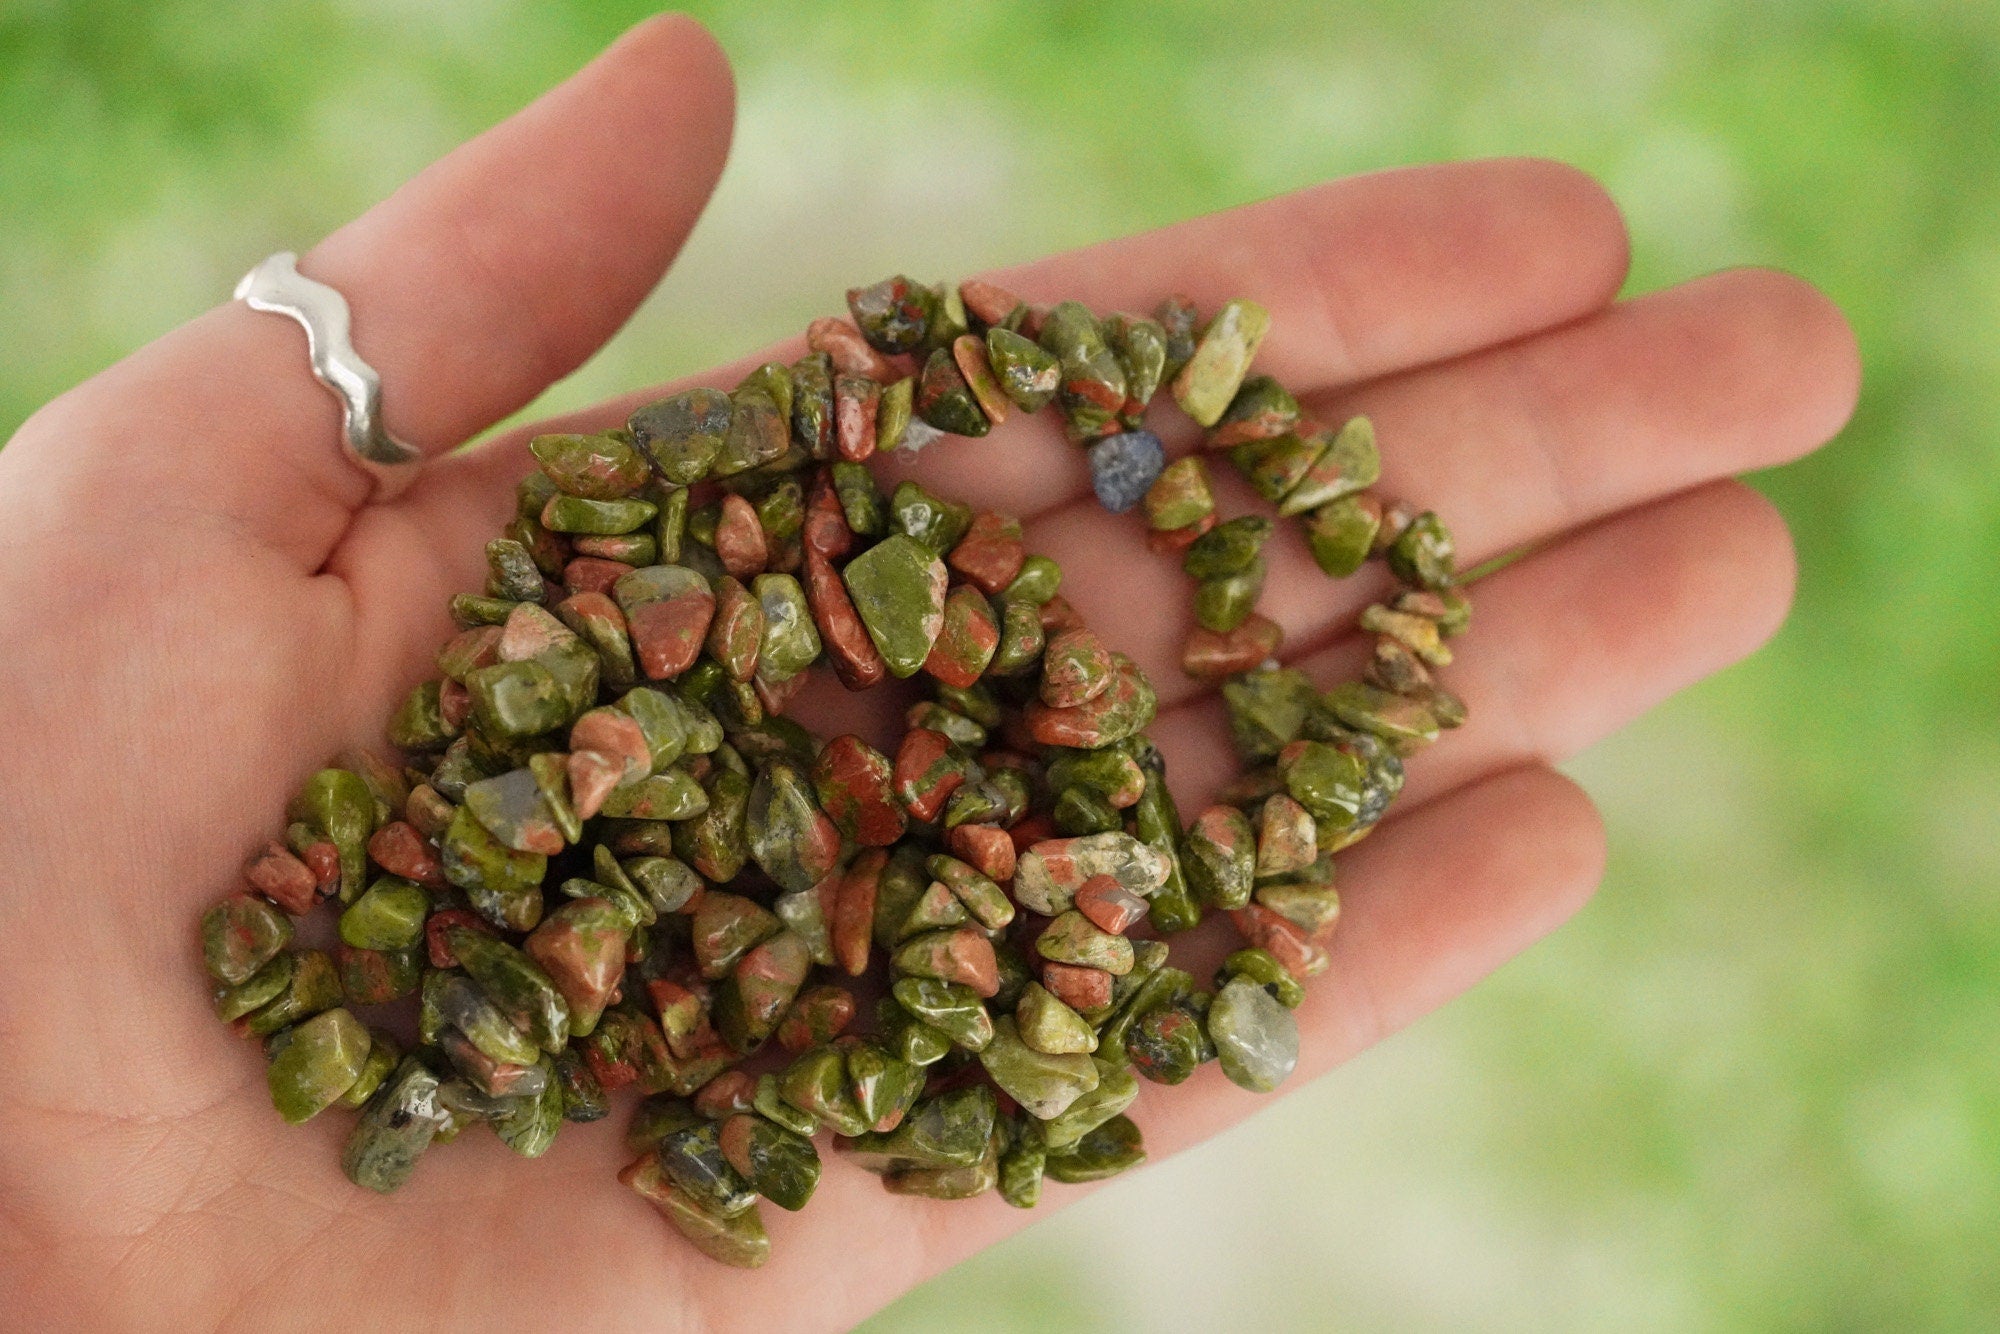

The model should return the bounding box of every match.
[1085,430,1167,514]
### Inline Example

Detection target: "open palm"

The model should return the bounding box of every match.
[0,17,1858,1331]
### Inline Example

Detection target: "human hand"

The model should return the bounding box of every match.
[0,16,1858,1330]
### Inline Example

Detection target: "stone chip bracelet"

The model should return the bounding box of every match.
[199,274,1469,1268]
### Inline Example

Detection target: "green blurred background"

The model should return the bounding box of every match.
[4,1,1993,1326]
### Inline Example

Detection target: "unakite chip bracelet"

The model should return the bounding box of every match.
[201,275,1469,1268]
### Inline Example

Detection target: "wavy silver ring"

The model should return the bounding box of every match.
[234,251,423,500]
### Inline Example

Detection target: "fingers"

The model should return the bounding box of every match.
[1033,266,1857,705]
[888,157,1631,517]
[414,156,1630,543]
[1153,479,1798,817]
[8,16,735,569]
[1145,764,1608,1158]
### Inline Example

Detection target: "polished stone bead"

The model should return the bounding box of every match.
[1219,946,1308,1008]
[493,1066,564,1157]
[1154,293,1200,379]
[1039,301,1126,441]
[1086,430,1166,513]
[946,510,1027,594]
[691,893,782,980]
[715,386,790,476]
[1040,1058,1139,1151]
[951,333,1012,425]
[1181,613,1284,680]
[874,376,916,453]
[1207,374,1300,448]
[267,1007,370,1124]
[1002,553,1062,605]
[713,494,768,580]
[891,976,994,1052]
[484,537,547,603]
[774,878,836,968]
[846,274,938,354]
[1172,298,1269,426]
[922,585,999,688]
[332,944,418,1008]
[1182,804,1257,910]
[622,854,702,916]
[753,1072,821,1139]
[1208,977,1301,1092]
[1183,515,1274,580]
[960,278,1025,328]
[812,735,906,847]
[1256,793,1319,877]
[984,325,1060,411]
[541,493,656,536]
[979,1016,1100,1120]
[1256,878,1343,942]
[1303,493,1381,578]
[1075,876,1149,934]
[659,1119,757,1218]
[1045,1113,1146,1183]
[716,929,811,1052]
[776,984,857,1053]
[807,314,897,379]
[1037,629,1114,711]
[1222,665,1319,763]
[1282,416,1381,515]
[832,849,886,977]
[530,431,649,499]
[621,1150,771,1268]
[777,1046,870,1137]
[212,950,294,1022]
[892,727,968,823]
[342,1057,449,1194]
[523,897,628,1038]
[1037,910,1135,975]
[594,768,706,822]
[842,534,948,678]
[846,1084,997,1170]
[237,948,342,1038]
[720,1113,821,1212]
[1104,313,1168,422]
[450,927,571,1053]
[614,564,715,681]
[985,597,1045,678]
[672,765,750,884]
[893,927,1000,997]
[1015,981,1098,1055]
[629,388,732,484]
[832,371,881,462]
[1025,656,1158,749]
[1013,831,1171,915]
[1386,511,1458,590]
[1041,961,1114,1013]
[1360,603,1452,666]
[1282,736,1375,826]
[926,854,1015,930]
[914,346,991,437]
[1231,903,1330,981]
[291,767,377,903]
[945,822,1016,882]
[745,759,841,895]
[201,892,292,985]
[1124,1004,1213,1084]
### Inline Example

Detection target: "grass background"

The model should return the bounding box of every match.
[4,1,1995,1326]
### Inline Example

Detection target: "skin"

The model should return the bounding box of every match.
[0,16,1859,1332]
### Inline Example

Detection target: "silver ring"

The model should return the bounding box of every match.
[234,251,423,500]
